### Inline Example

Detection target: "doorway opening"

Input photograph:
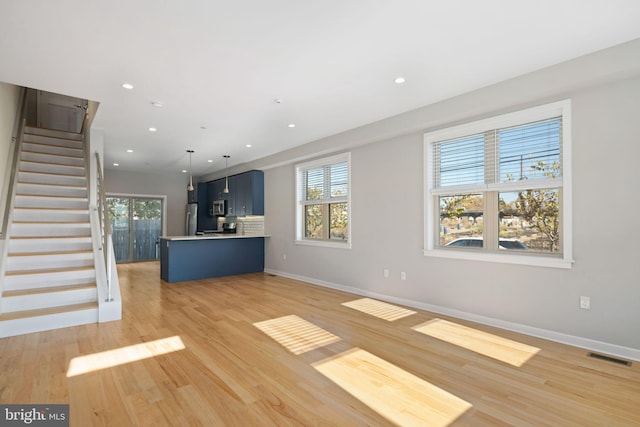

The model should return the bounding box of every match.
[106,196,164,263]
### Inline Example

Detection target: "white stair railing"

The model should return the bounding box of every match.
[94,152,113,301]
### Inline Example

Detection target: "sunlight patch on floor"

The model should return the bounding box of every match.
[254,315,341,355]
[341,298,417,321]
[413,319,540,367]
[66,336,185,377]
[313,348,472,426]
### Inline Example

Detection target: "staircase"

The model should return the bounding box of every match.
[0,126,99,336]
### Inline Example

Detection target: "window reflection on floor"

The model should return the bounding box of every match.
[342,298,416,321]
[66,336,185,377]
[253,315,341,355]
[313,348,472,427]
[413,319,540,367]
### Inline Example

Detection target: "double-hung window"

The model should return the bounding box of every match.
[296,153,351,248]
[424,100,572,268]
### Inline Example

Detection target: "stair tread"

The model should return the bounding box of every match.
[25,128,82,137]
[13,207,89,211]
[17,181,86,189]
[5,265,94,276]
[3,283,97,297]
[23,140,83,150]
[19,168,86,178]
[0,302,98,321]
[12,221,90,225]
[16,193,88,199]
[19,159,84,168]
[8,249,93,257]
[11,235,91,240]
[22,149,84,159]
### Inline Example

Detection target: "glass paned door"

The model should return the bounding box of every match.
[107,196,163,263]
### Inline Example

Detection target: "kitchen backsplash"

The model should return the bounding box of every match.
[238,216,265,235]
[218,215,265,235]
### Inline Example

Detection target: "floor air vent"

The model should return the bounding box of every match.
[587,352,632,367]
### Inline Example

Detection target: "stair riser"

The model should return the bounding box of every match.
[0,308,98,338]
[22,142,83,158]
[4,269,96,291]
[11,223,90,237]
[8,238,92,254]
[21,151,84,167]
[24,127,83,142]
[12,209,90,223]
[6,253,94,272]
[14,195,88,209]
[18,171,86,186]
[20,161,85,176]
[16,183,87,198]
[2,288,97,313]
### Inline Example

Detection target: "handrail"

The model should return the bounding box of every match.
[0,87,28,239]
[94,151,113,301]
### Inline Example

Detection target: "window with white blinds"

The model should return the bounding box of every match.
[296,153,351,248]
[424,100,573,268]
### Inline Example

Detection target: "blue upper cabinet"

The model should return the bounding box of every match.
[205,170,264,217]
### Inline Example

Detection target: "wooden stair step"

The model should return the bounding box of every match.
[10,235,91,240]
[8,249,92,257]
[0,302,98,321]
[2,283,96,298]
[19,169,86,177]
[17,181,86,189]
[21,149,84,159]
[5,265,94,276]
[15,193,87,199]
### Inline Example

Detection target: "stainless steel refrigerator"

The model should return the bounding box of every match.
[185,203,197,236]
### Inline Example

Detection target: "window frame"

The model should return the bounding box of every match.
[423,100,573,269]
[295,152,352,249]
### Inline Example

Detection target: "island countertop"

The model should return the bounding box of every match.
[161,234,270,241]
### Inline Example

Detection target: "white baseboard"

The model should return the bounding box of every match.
[264,268,640,362]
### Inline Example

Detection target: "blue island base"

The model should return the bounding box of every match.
[160,237,265,283]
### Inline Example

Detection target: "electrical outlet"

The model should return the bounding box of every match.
[383,269,389,278]
[580,296,591,310]
[400,271,407,280]
[282,253,287,261]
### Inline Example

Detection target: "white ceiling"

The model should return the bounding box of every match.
[1,1,640,176]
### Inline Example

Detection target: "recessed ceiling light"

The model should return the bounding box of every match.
[121,83,134,90]
[151,101,163,107]
[149,127,157,132]
[181,169,187,173]
[245,144,252,148]
[288,123,296,128]
[207,159,213,163]
[394,77,406,84]
[200,126,207,130]
[113,163,119,166]
[126,149,133,153]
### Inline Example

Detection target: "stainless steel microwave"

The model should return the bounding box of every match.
[212,199,227,216]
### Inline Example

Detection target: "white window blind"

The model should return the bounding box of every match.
[299,161,348,205]
[433,117,562,191]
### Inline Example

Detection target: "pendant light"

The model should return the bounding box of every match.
[186,149,195,191]
[223,155,230,193]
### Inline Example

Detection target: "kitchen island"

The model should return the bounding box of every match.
[160,234,269,283]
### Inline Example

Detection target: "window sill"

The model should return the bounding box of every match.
[423,249,574,269]
[296,239,352,249]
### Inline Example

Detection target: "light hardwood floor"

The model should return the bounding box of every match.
[1,261,639,426]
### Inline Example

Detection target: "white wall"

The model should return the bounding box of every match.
[256,40,640,358]
[0,82,21,218]
[104,169,187,236]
